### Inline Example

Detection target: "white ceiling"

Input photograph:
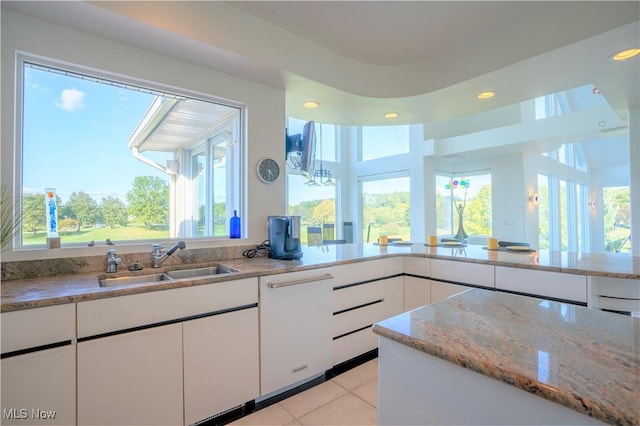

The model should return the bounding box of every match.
[2,1,639,126]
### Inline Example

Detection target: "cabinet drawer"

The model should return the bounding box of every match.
[588,276,640,299]
[431,259,494,288]
[595,296,640,312]
[1,304,75,354]
[495,267,586,303]
[334,300,386,337]
[403,256,430,277]
[78,278,257,338]
[333,279,387,312]
[330,257,403,287]
[332,327,377,366]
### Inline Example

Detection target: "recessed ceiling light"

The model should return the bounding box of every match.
[303,101,319,108]
[477,91,496,100]
[610,48,640,61]
[384,112,399,118]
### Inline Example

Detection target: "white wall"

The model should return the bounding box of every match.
[1,10,286,260]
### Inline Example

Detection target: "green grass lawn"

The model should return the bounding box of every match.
[22,225,170,246]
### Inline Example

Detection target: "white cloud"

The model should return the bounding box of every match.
[55,88,86,112]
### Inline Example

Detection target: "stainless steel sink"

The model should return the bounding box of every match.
[98,273,172,287]
[165,265,238,279]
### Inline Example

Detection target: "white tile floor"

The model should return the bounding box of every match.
[229,359,378,425]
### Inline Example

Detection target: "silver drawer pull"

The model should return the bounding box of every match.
[267,273,334,288]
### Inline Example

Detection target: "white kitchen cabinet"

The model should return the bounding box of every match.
[403,276,430,311]
[77,323,184,426]
[259,269,334,396]
[183,307,259,425]
[1,345,76,425]
[332,276,404,365]
[431,280,470,303]
[495,266,587,303]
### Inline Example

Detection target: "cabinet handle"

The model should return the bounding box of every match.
[267,273,334,288]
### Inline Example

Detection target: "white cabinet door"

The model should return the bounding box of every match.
[77,323,183,426]
[404,276,430,311]
[1,345,75,425]
[259,270,333,396]
[183,307,259,425]
[495,266,587,303]
[431,281,470,303]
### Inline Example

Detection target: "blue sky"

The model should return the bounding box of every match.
[22,66,168,203]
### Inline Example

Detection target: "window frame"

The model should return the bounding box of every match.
[14,52,246,250]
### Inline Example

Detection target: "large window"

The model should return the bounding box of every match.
[360,175,410,243]
[538,173,590,252]
[603,186,631,253]
[19,56,243,247]
[435,173,492,239]
[286,117,338,245]
[360,125,409,161]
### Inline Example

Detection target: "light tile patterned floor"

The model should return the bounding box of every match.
[230,359,378,426]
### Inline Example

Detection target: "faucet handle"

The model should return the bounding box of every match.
[151,244,163,254]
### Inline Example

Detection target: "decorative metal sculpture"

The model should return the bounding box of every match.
[445,178,470,240]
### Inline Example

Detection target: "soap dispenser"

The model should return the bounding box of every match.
[230,210,241,238]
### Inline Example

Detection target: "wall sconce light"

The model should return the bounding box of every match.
[589,200,596,209]
[529,193,539,205]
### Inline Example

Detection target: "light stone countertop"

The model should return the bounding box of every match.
[1,243,639,312]
[372,288,640,426]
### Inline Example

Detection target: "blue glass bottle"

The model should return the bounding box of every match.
[230,210,241,238]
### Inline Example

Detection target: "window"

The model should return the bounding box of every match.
[360,175,410,243]
[287,174,337,246]
[19,56,243,247]
[286,117,339,245]
[435,173,492,239]
[538,173,590,252]
[603,186,631,253]
[538,174,550,250]
[360,125,409,161]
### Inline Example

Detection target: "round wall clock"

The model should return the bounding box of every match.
[257,158,280,183]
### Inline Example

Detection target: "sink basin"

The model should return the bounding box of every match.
[98,273,172,287]
[165,265,238,280]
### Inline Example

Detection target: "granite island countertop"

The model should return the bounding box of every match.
[372,288,640,426]
[2,243,639,312]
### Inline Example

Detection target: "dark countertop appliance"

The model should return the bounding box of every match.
[268,215,303,260]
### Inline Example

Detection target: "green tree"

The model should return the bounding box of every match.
[22,193,45,236]
[465,185,492,236]
[59,217,79,235]
[311,199,335,225]
[99,196,128,228]
[127,176,169,227]
[65,191,99,231]
[290,199,322,225]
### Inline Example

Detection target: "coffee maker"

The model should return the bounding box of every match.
[268,216,303,260]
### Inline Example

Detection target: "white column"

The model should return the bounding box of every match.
[629,107,640,256]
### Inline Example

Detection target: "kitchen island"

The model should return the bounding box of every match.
[373,288,639,425]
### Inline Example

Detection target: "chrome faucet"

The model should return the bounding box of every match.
[151,241,186,268]
[106,249,121,273]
